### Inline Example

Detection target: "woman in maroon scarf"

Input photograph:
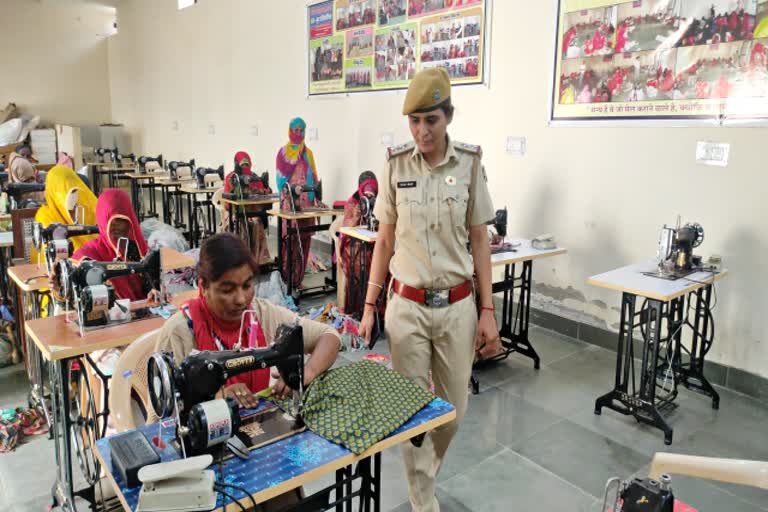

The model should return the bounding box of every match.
[339,171,388,317]
[72,188,154,301]
[223,150,272,265]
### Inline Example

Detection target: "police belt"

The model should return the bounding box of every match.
[392,279,472,308]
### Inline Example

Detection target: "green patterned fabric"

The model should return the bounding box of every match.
[275,360,434,454]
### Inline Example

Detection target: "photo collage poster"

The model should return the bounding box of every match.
[551,0,768,122]
[308,0,488,95]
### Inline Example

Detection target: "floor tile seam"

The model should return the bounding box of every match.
[437,443,511,488]
[505,446,601,502]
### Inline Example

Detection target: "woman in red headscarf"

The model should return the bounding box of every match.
[72,188,154,301]
[339,171,389,317]
[223,151,272,265]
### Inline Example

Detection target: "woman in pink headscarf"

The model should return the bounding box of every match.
[72,188,154,301]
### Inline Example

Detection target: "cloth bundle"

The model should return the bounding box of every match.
[275,360,434,455]
[0,407,47,452]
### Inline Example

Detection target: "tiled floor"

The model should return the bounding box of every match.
[1,317,766,511]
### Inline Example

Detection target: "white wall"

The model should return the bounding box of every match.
[108,0,768,379]
[0,0,115,125]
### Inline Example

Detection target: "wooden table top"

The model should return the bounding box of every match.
[124,172,170,180]
[160,246,195,270]
[267,208,340,220]
[95,166,136,173]
[7,263,50,292]
[490,239,568,267]
[155,178,195,186]
[26,314,165,361]
[587,261,728,302]
[220,196,279,206]
[179,185,222,195]
[339,226,378,243]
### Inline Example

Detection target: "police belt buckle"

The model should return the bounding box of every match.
[425,289,450,308]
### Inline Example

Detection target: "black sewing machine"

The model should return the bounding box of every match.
[137,154,164,174]
[4,182,45,209]
[194,165,224,188]
[167,159,195,181]
[32,222,100,271]
[56,249,161,329]
[653,218,706,279]
[147,322,305,456]
[94,147,112,163]
[283,181,323,213]
[117,153,137,165]
[107,147,121,164]
[603,475,675,512]
[222,171,275,201]
[360,195,378,231]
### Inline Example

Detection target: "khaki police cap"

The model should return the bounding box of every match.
[402,67,451,115]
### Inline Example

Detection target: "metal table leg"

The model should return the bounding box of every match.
[595,293,674,444]
[286,220,295,298]
[471,260,541,393]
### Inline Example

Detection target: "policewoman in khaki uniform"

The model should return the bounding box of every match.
[359,67,501,512]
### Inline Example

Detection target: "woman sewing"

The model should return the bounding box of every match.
[7,142,44,204]
[338,171,387,319]
[32,164,97,264]
[72,188,156,302]
[223,150,271,265]
[155,233,340,406]
[276,118,323,291]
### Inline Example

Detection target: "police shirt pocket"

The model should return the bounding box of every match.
[444,187,469,233]
[396,187,423,228]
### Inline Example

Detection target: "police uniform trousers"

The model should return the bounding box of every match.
[385,291,477,512]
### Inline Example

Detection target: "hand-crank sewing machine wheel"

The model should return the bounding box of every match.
[68,360,101,486]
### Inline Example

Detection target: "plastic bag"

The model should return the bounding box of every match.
[0,118,22,146]
[142,219,189,253]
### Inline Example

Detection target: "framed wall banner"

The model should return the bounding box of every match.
[549,0,768,124]
[307,0,491,96]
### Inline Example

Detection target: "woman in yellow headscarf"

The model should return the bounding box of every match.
[32,165,97,262]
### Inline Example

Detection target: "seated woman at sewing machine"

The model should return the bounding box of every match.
[155,232,341,406]
[71,188,158,302]
[32,164,97,263]
[338,171,388,317]
[7,142,44,204]
[222,150,272,265]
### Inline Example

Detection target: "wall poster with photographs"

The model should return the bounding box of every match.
[308,0,490,95]
[550,0,768,123]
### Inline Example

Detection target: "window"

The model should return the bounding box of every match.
[178,0,197,10]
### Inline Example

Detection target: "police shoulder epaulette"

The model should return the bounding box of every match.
[454,141,482,157]
[386,141,415,161]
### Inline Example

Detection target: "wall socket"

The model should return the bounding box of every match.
[381,132,394,147]
[696,141,730,167]
[308,128,319,141]
[208,124,216,135]
[506,136,526,156]
[250,125,259,137]
[171,121,179,132]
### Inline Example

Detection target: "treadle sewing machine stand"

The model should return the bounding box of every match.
[592,265,723,446]
[470,242,567,394]
[472,260,540,394]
